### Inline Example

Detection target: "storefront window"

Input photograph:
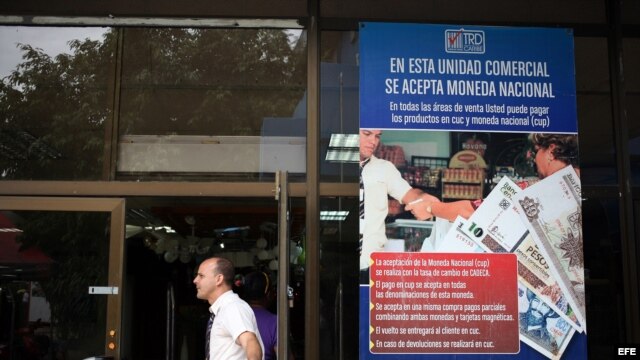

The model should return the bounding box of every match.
[116,27,307,181]
[0,26,115,180]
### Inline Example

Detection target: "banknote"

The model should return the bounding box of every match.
[513,234,581,330]
[461,175,526,253]
[514,166,585,329]
[458,175,582,331]
[518,282,575,359]
[432,216,484,253]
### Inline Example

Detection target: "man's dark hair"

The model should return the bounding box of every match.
[214,257,235,287]
[243,271,269,301]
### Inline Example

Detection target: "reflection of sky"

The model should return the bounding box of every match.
[0,26,107,78]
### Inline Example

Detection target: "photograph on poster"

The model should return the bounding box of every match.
[359,128,585,359]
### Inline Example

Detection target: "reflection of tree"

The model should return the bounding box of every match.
[119,28,306,136]
[0,31,117,180]
[0,27,306,179]
[18,211,109,342]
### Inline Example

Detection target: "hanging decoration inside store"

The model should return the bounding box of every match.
[249,222,304,271]
[143,216,215,263]
[134,216,303,267]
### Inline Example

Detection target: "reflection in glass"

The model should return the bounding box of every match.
[320,31,359,182]
[574,37,616,185]
[576,95,617,185]
[0,210,110,358]
[0,26,114,180]
[117,28,307,179]
[318,196,358,359]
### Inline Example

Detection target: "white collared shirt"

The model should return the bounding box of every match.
[208,290,264,360]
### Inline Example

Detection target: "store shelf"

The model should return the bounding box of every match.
[411,156,449,169]
[441,168,485,200]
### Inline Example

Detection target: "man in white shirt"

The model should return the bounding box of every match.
[359,129,438,282]
[194,257,264,360]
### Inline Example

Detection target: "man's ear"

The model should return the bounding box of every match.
[215,273,225,286]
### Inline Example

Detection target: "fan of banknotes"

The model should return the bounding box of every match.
[435,165,584,360]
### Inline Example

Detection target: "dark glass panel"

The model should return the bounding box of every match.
[583,197,626,356]
[622,0,640,25]
[574,37,617,185]
[0,210,110,358]
[623,38,640,185]
[577,95,617,185]
[318,196,359,359]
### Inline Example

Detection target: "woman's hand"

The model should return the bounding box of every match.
[405,193,440,220]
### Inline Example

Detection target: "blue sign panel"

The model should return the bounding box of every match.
[358,22,585,360]
[360,23,577,134]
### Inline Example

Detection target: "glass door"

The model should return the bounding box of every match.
[0,197,125,360]
[120,173,300,359]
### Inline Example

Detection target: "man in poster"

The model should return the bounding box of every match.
[359,128,438,283]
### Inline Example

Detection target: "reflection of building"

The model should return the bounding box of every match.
[0,214,52,281]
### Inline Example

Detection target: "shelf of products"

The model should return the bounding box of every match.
[401,166,441,189]
[397,156,450,198]
[441,168,485,200]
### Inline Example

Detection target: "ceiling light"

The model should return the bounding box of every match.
[326,134,359,163]
[329,133,359,148]
[320,211,349,221]
[325,149,359,163]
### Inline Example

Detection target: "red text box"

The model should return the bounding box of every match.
[369,252,519,354]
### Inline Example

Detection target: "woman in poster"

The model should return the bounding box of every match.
[406,133,579,221]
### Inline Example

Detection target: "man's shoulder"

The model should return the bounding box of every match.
[218,291,252,311]
[368,155,397,169]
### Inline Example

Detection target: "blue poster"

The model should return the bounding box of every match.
[360,22,577,133]
[358,22,586,360]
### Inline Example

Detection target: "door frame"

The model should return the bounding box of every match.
[0,196,126,357]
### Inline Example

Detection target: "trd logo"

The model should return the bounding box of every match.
[445,29,485,54]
